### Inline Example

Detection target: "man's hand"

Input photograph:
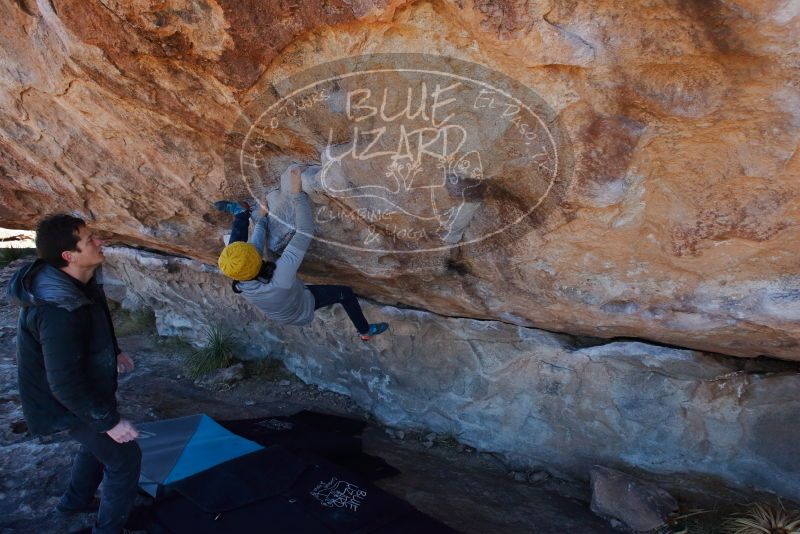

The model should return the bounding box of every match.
[106,419,139,443]
[116,352,134,374]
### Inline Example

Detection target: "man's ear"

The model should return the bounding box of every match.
[61,250,73,264]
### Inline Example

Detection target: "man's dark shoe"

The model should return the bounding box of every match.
[57,496,100,515]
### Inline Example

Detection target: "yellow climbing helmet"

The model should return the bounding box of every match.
[218,242,262,281]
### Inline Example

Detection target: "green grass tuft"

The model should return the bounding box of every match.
[669,508,720,534]
[721,502,800,534]
[112,308,156,337]
[185,326,236,378]
[156,335,195,354]
[243,357,293,381]
[0,247,35,267]
[669,501,800,534]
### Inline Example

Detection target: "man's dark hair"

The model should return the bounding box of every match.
[36,213,85,268]
[232,260,276,293]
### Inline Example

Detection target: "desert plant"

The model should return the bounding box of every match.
[435,433,461,447]
[157,335,195,355]
[185,326,236,378]
[668,508,719,534]
[722,502,800,534]
[112,307,156,336]
[0,247,34,267]
[244,357,292,381]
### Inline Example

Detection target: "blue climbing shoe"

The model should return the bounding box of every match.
[213,200,246,215]
[360,322,389,341]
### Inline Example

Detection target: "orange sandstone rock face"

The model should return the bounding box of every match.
[0,0,798,359]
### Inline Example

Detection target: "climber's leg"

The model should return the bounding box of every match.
[214,201,251,244]
[307,284,370,335]
[228,211,251,244]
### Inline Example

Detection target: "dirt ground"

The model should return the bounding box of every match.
[0,257,623,533]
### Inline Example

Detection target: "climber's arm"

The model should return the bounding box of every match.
[248,215,268,256]
[271,193,314,288]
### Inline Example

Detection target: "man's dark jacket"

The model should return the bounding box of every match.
[8,260,122,435]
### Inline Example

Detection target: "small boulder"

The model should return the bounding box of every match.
[590,466,677,532]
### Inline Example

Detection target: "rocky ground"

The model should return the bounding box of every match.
[3,255,797,534]
[0,257,617,533]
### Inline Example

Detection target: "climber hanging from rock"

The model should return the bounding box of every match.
[214,164,389,341]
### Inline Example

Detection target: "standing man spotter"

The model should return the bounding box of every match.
[215,164,389,341]
[8,214,140,534]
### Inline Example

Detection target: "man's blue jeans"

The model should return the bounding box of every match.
[61,422,142,534]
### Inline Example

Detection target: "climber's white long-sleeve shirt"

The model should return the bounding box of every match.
[237,192,316,326]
